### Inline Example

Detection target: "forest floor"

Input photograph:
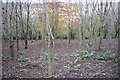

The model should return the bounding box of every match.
[2,38,119,78]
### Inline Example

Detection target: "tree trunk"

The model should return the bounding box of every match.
[118,2,120,54]
[45,1,54,77]
[68,1,71,44]
[25,2,30,49]
[9,2,15,60]
[15,3,19,52]
[20,2,25,40]
[98,20,103,50]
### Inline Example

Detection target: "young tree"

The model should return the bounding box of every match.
[44,0,54,77]
[77,0,83,51]
[9,2,15,60]
[20,2,25,40]
[41,3,45,53]
[68,0,71,44]
[54,1,59,39]
[118,1,120,53]
[15,2,19,52]
[25,2,30,49]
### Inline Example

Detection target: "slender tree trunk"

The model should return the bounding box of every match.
[51,2,56,74]
[82,0,88,46]
[41,5,45,53]
[78,0,83,51]
[79,14,82,51]
[20,2,25,40]
[9,2,14,60]
[68,1,71,45]
[90,1,96,43]
[54,2,58,39]
[118,2,120,54]
[98,1,104,50]
[15,3,19,52]
[98,19,104,50]
[45,1,54,77]
[25,2,30,49]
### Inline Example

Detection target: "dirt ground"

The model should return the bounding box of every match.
[2,38,119,78]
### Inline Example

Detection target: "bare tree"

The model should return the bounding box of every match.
[41,3,45,53]
[9,2,15,60]
[67,0,71,45]
[54,1,59,39]
[93,0,111,49]
[118,1,120,53]
[25,2,30,49]
[20,2,25,40]
[77,0,83,51]
[15,2,19,52]
[44,0,54,77]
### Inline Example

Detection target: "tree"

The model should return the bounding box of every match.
[54,2,59,39]
[118,1,120,53]
[68,0,71,44]
[20,2,25,40]
[44,0,54,77]
[9,2,15,60]
[77,0,83,51]
[93,0,112,49]
[15,2,19,51]
[25,2,30,49]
